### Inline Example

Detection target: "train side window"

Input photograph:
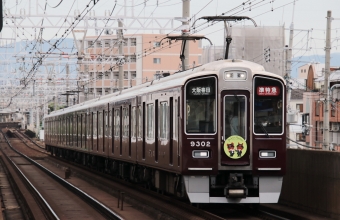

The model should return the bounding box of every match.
[147,103,154,139]
[111,109,114,154]
[98,111,102,151]
[82,113,86,149]
[77,114,80,147]
[175,98,178,141]
[137,105,142,138]
[90,113,93,150]
[185,77,216,134]
[114,109,120,137]
[106,110,110,139]
[132,106,136,138]
[93,112,97,148]
[123,107,129,137]
[160,101,168,139]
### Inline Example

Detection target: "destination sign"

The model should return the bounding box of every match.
[257,86,280,96]
[189,86,212,96]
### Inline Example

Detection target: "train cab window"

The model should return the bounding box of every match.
[147,103,154,139]
[224,95,246,139]
[185,77,216,134]
[253,76,284,134]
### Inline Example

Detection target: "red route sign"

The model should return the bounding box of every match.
[257,86,280,96]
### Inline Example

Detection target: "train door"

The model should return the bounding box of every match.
[221,90,250,166]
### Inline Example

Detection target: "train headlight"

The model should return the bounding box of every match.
[192,150,209,158]
[225,72,233,78]
[259,150,276,158]
[224,71,247,81]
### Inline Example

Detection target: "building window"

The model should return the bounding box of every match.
[296,104,303,112]
[130,55,136,62]
[315,122,318,141]
[315,102,320,116]
[130,38,137,46]
[331,104,336,117]
[153,42,160,47]
[153,58,161,64]
[104,72,110,79]
[320,121,323,135]
[131,71,136,79]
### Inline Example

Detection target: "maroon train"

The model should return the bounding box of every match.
[45,59,286,203]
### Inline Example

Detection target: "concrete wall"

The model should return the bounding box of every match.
[280,149,340,219]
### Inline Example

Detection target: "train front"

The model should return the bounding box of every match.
[182,61,286,203]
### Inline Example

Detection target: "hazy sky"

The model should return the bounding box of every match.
[2,0,340,59]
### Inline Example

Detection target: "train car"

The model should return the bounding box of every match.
[44,59,286,203]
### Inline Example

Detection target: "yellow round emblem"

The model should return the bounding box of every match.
[223,135,247,159]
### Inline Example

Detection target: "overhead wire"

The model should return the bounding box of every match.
[6,0,101,107]
[47,0,64,8]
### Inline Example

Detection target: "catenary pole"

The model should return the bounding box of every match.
[118,19,124,92]
[323,10,332,150]
[286,0,295,148]
[182,0,190,70]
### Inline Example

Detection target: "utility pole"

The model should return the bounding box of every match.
[118,19,124,92]
[323,10,332,150]
[182,0,190,70]
[36,107,40,138]
[286,0,295,148]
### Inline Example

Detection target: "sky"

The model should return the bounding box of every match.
[2,0,340,68]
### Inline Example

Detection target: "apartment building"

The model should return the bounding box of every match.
[78,33,202,99]
[301,68,340,151]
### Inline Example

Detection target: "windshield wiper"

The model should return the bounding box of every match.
[255,118,269,137]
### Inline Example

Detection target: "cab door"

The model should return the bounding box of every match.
[221,90,250,166]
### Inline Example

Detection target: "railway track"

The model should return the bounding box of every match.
[5,129,294,220]
[0,129,123,220]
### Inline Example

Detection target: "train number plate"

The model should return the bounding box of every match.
[190,141,211,147]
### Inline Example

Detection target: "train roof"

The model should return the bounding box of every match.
[45,59,285,118]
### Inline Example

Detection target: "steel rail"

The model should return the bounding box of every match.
[7,130,124,220]
[1,130,59,220]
